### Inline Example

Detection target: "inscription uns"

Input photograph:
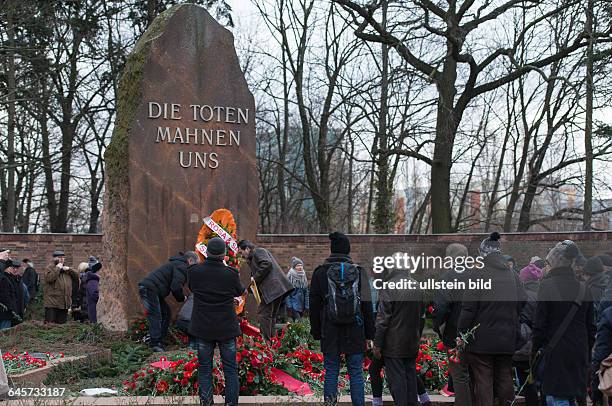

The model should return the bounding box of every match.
[148,101,248,170]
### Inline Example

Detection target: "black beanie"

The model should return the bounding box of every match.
[207,237,227,257]
[585,256,604,275]
[329,232,350,255]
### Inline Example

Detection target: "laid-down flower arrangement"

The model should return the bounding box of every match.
[122,319,458,396]
[2,351,64,375]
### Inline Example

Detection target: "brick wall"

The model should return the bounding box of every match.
[2,231,612,275]
[0,233,103,269]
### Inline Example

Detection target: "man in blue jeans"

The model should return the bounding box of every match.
[309,232,375,405]
[138,251,198,352]
[189,237,246,406]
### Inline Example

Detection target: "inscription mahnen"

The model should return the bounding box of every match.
[148,101,249,169]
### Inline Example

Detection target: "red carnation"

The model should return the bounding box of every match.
[436,342,445,351]
[246,371,255,383]
[236,352,242,362]
[156,380,169,393]
[425,370,433,379]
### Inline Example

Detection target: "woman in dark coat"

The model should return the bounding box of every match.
[532,241,596,406]
[592,306,612,405]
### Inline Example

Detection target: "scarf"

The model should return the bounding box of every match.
[287,267,308,289]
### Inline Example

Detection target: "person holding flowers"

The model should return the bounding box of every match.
[189,237,247,406]
[457,232,525,406]
[238,240,293,341]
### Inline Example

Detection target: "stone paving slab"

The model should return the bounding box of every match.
[1,394,526,405]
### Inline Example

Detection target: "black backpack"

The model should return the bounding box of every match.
[325,262,362,325]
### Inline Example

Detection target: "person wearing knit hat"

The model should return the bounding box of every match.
[329,231,350,255]
[479,232,501,257]
[238,240,293,341]
[284,257,308,321]
[584,256,608,308]
[458,230,524,406]
[310,231,374,406]
[189,238,247,406]
[533,240,595,404]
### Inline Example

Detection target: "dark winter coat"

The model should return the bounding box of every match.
[532,266,596,398]
[374,271,423,358]
[458,252,525,355]
[139,255,188,302]
[433,267,473,348]
[514,279,539,361]
[587,271,609,305]
[0,271,20,322]
[0,260,7,273]
[309,254,375,355]
[7,274,25,321]
[592,306,612,375]
[81,271,100,323]
[44,262,78,310]
[21,266,39,300]
[598,273,612,316]
[188,257,245,341]
[246,247,293,305]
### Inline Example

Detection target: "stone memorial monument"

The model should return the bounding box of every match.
[99,4,257,330]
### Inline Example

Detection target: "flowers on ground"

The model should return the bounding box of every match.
[2,351,63,375]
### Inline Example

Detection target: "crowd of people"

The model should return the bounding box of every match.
[0,248,101,328]
[5,231,612,406]
[131,231,612,406]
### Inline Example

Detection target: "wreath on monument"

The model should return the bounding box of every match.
[195,208,240,267]
[195,208,246,314]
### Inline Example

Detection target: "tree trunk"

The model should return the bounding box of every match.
[431,66,458,233]
[373,2,393,233]
[583,0,594,231]
[3,3,17,232]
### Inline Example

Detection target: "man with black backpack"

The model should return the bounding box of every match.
[310,232,374,406]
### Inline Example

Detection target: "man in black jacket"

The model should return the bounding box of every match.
[373,263,423,406]
[21,259,39,304]
[138,251,199,352]
[309,232,374,406]
[189,237,246,406]
[0,260,20,330]
[433,243,472,406]
[458,232,525,406]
